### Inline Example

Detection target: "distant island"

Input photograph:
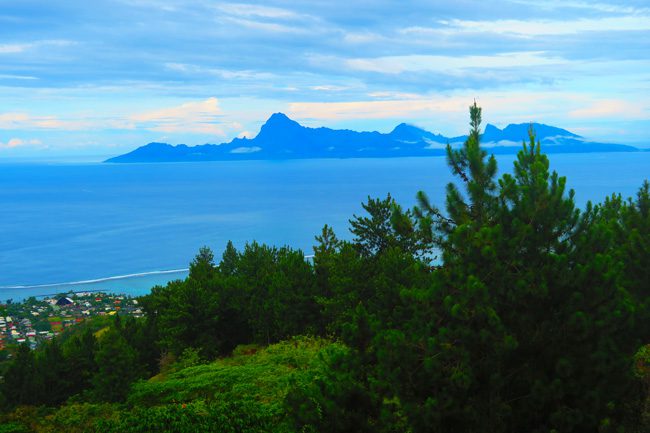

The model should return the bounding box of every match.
[105,112,638,163]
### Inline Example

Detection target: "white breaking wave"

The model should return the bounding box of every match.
[0,269,190,290]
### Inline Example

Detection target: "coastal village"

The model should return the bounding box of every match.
[0,292,144,352]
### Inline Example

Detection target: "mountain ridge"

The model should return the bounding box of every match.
[105,113,638,163]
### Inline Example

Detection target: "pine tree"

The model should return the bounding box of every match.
[189,245,216,282]
[349,194,399,256]
[92,328,143,402]
[1,344,37,407]
[62,328,98,396]
[219,240,239,276]
[412,101,498,251]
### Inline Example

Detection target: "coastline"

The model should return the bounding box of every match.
[0,269,189,302]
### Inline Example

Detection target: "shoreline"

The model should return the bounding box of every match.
[0,268,190,290]
[0,269,190,302]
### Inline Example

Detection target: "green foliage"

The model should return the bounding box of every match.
[0,422,29,433]
[2,345,37,407]
[285,341,374,433]
[350,194,430,258]
[1,102,648,432]
[142,241,319,357]
[220,240,239,276]
[62,328,98,397]
[299,103,649,432]
[0,315,156,410]
[95,400,278,433]
[0,338,338,432]
[174,347,205,370]
[46,403,119,433]
[92,327,144,402]
[189,245,216,281]
[127,337,335,408]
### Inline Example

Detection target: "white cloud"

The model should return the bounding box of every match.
[216,3,300,20]
[237,131,255,138]
[288,91,650,137]
[366,91,422,99]
[0,98,243,138]
[310,85,350,92]
[6,138,23,148]
[0,74,38,80]
[223,16,306,33]
[288,98,467,121]
[0,44,30,54]
[0,112,90,130]
[116,0,183,12]
[482,140,521,148]
[511,0,649,15]
[165,62,273,80]
[346,52,568,74]
[434,15,650,37]
[129,97,226,135]
[214,3,324,35]
[230,146,261,153]
[0,39,76,55]
[568,99,647,120]
[342,32,383,44]
[0,138,43,149]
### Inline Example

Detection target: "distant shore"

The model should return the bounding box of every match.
[0,269,189,302]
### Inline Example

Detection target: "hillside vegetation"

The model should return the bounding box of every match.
[1,103,648,432]
[0,338,343,432]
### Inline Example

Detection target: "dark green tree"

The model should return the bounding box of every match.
[189,245,216,282]
[1,344,37,407]
[92,328,143,402]
[299,104,647,432]
[350,194,427,257]
[62,328,98,397]
[219,240,239,276]
[36,339,70,406]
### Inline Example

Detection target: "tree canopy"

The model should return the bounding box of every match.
[0,103,647,433]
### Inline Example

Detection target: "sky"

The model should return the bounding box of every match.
[0,0,649,158]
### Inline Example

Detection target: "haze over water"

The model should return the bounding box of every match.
[1,152,648,301]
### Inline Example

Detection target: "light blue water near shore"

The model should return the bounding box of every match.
[0,152,648,301]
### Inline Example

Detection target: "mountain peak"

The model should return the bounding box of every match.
[391,123,422,134]
[482,124,503,141]
[390,122,447,144]
[264,112,299,127]
[502,122,581,139]
[256,112,305,142]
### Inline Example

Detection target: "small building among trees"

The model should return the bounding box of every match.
[55,297,74,307]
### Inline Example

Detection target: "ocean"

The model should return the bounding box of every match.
[1,152,648,301]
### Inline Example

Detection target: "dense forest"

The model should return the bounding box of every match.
[0,103,648,432]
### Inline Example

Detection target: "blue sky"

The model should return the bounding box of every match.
[1,0,649,157]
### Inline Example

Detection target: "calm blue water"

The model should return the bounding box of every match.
[1,153,648,301]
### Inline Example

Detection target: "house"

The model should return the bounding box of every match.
[56,297,74,306]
